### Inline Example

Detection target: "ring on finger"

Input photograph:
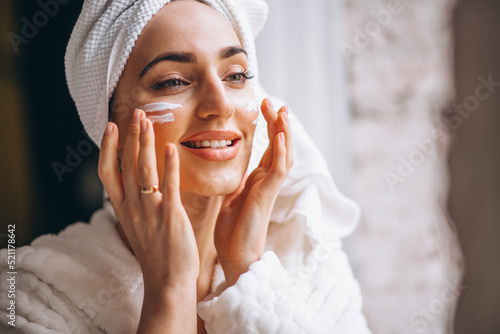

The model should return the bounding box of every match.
[139,185,159,194]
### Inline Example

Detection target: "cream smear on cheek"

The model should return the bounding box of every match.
[246,98,260,125]
[246,98,259,113]
[139,102,182,124]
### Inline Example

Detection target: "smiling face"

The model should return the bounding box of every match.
[112,0,258,196]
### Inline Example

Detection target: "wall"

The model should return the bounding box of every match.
[450,1,500,333]
[344,0,463,333]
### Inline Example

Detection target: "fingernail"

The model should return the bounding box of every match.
[140,118,148,134]
[165,144,173,158]
[282,111,289,125]
[266,98,274,111]
[104,122,113,137]
[279,132,285,143]
[131,109,141,125]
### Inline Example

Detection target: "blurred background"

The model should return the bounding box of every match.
[1,0,102,243]
[0,0,498,333]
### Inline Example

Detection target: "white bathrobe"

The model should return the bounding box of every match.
[0,110,371,334]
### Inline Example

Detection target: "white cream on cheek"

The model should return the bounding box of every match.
[246,98,259,113]
[246,98,260,125]
[139,102,182,124]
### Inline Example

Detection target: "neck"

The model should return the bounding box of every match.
[181,192,221,334]
[181,191,222,299]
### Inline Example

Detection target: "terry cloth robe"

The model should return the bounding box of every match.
[0,111,371,334]
[0,209,369,334]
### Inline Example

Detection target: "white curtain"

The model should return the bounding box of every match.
[256,0,352,193]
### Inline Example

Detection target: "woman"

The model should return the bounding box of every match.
[0,0,371,333]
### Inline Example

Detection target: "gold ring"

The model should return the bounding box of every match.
[139,185,159,194]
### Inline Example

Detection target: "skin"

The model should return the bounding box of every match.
[98,1,293,333]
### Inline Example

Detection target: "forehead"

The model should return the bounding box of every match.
[133,0,241,58]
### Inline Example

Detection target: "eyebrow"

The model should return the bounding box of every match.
[139,46,248,78]
[219,46,247,60]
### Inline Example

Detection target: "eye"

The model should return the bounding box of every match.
[151,77,189,91]
[225,70,254,84]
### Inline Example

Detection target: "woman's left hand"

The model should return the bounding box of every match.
[215,98,293,286]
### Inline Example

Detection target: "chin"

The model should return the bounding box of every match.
[180,167,244,197]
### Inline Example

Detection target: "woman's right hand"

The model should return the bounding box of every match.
[98,109,199,333]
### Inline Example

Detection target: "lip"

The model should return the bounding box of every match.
[181,130,240,142]
[180,130,241,161]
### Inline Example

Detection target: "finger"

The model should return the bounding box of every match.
[137,117,161,204]
[276,105,288,130]
[161,143,182,210]
[98,122,124,205]
[121,109,143,200]
[258,99,279,168]
[277,107,293,170]
[262,132,287,193]
[261,98,278,142]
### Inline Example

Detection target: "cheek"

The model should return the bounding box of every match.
[112,80,149,123]
[230,93,259,161]
[247,98,260,126]
[232,92,259,128]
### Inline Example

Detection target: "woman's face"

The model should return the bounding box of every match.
[112,0,257,196]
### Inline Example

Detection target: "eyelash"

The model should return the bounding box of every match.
[151,70,254,91]
[151,77,187,91]
[226,70,254,83]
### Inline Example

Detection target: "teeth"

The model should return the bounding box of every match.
[185,140,234,148]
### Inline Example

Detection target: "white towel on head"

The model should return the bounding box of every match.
[65,0,269,148]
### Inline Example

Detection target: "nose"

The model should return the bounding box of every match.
[195,73,234,119]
